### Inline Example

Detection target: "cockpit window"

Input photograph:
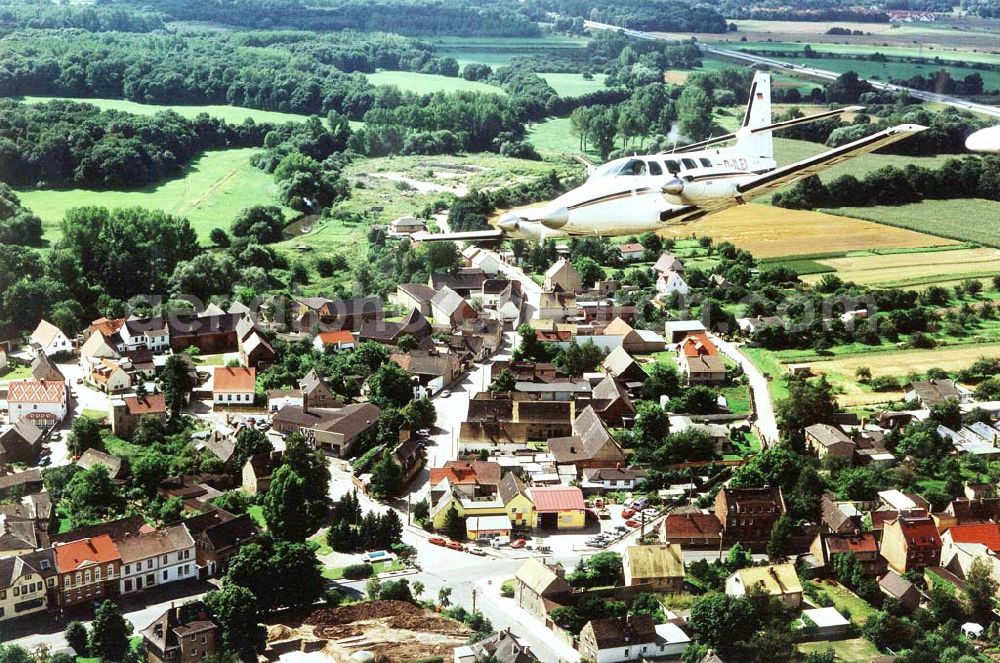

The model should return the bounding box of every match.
[648,161,663,176]
[664,160,680,174]
[681,158,697,170]
[588,161,619,180]
[618,159,647,176]
[700,158,712,167]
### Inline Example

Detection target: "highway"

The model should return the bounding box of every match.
[583,20,1000,119]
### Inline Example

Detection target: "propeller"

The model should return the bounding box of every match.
[662,178,685,196]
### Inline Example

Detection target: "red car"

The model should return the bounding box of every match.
[446,541,465,551]
[510,538,527,549]
[625,519,640,528]
[622,508,636,519]
[429,537,447,547]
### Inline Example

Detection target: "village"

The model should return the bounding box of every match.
[1,225,1000,663]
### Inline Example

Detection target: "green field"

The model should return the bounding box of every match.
[16,148,291,242]
[539,73,608,97]
[798,639,881,663]
[773,137,954,177]
[429,35,590,68]
[824,199,1000,248]
[777,55,1000,91]
[16,96,312,124]
[528,117,589,156]
[366,71,505,95]
[730,41,1000,66]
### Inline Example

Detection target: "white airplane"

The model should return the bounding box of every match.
[966,125,1000,154]
[414,72,926,242]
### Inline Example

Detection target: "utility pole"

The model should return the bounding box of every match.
[406,493,411,525]
[472,588,477,614]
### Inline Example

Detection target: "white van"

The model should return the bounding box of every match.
[491,536,511,548]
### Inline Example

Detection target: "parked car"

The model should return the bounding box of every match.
[642,508,659,519]
[446,541,465,551]
[440,390,452,398]
[615,525,629,533]
[621,508,636,519]
[625,519,640,528]
[469,548,487,556]
[491,536,511,548]
[510,538,527,549]
[429,537,447,547]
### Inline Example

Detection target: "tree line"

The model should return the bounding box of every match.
[0,3,166,32]
[0,184,42,246]
[534,0,729,32]
[0,100,273,189]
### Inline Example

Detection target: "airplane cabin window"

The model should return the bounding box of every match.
[664,160,680,174]
[681,158,697,169]
[619,159,647,176]
[700,158,712,167]
[648,161,663,176]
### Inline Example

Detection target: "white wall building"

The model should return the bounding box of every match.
[117,526,196,594]
[29,320,71,358]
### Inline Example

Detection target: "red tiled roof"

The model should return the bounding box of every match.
[89,318,125,336]
[680,333,717,357]
[947,523,1000,552]
[213,367,256,393]
[7,380,65,404]
[663,510,723,538]
[316,330,355,345]
[896,516,940,549]
[124,393,166,415]
[54,535,120,573]
[825,532,879,555]
[530,486,585,513]
[619,243,643,253]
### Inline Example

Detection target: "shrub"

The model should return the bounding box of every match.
[342,563,374,580]
[869,375,900,392]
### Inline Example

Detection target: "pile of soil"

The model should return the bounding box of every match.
[306,600,469,646]
[305,600,422,626]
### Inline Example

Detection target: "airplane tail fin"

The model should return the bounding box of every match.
[734,72,773,160]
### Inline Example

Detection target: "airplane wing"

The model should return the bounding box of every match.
[672,106,864,153]
[409,229,505,242]
[736,123,927,201]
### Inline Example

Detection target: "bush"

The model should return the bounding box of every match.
[500,579,515,598]
[868,375,900,392]
[342,563,374,580]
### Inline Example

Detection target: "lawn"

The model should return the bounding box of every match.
[656,204,952,259]
[0,365,33,381]
[741,346,791,403]
[799,246,1000,289]
[806,342,1000,381]
[805,579,877,626]
[247,505,267,529]
[16,148,291,243]
[823,199,1000,248]
[366,71,504,95]
[527,116,599,158]
[798,638,882,663]
[17,96,312,124]
[322,558,406,580]
[82,408,109,421]
[719,383,752,416]
[539,73,608,97]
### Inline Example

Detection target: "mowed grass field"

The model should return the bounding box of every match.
[430,35,590,68]
[773,138,955,178]
[16,96,312,124]
[657,204,955,258]
[824,199,1000,248]
[799,247,1000,288]
[539,73,608,97]
[729,41,1000,66]
[16,148,288,242]
[365,71,504,95]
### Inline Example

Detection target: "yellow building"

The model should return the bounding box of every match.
[430,481,507,530]
[0,550,57,622]
[725,563,803,608]
[528,486,586,530]
[499,474,534,529]
[622,544,685,593]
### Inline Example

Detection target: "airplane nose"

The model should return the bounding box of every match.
[662,178,685,196]
[497,212,520,232]
[538,207,569,229]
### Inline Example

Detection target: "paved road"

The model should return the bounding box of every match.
[583,20,1000,119]
[710,335,780,446]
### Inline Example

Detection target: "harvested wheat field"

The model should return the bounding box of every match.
[801,247,1000,288]
[815,344,1000,380]
[301,600,470,663]
[658,205,955,259]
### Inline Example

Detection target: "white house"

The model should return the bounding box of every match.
[656,271,689,297]
[618,243,644,262]
[119,318,170,353]
[470,250,503,276]
[117,526,196,594]
[7,380,67,429]
[312,330,356,352]
[29,320,71,358]
[579,615,689,663]
[582,467,647,491]
[212,367,256,405]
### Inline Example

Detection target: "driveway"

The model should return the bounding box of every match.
[709,335,779,446]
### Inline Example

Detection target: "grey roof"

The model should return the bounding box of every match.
[31,353,64,382]
[431,286,469,317]
[430,269,487,292]
[78,449,125,478]
[398,283,438,302]
[908,379,961,406]
[498,473,528,505]
[514,380,591,394]
[592,374,630,404]
[601,346,639,378]
[806,423,855,448]
[117,525,194,564]
[879,570,916,599]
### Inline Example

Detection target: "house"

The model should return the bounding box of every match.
[391,350,463,398]
[120,316,171,353]
[80,330,120,362]
[465,515,514,540]
[543,258,582,292]
[820,494,864,534]
[455,628,540,663]
[579,301,634,325]
[603,318,665,354]
[618,243,644,262]
[512,558,572,619]
[905,379,969,407]
[715,486,785,545]
[653,253,684,276]
[89,359,132,393]
[212,367,256,406]
[590,374,636,426]
[879,569,919,611]
[0,513,40,559]
[394,283,438,317]
[431,286,477,326]
[29,320,71,358]
[53,535,122,608]
[50,514,146,546]
[462,394,574,444]
[299,369,341,410]
[7,380,67,429]
[182,510,258,578]
[515,379,590,402]
[726,563,802,608]
[601,346,646,385]
[429,269,488,298]
[528,486,585,530]
[142,602,220,663]
[537,288,579,322]
[547,406,627,472]
[805,424,856,459]
[358,308,433,346]
[801,607,851,638]
[0,421,44,466]
[582,467,646,492]
[110,393,168,439]
[429,486,506,531]
[118,525,197,594]
[498,473,534,529]
[288,297,381,332]
[662,508,722,548]
[810,531,884,577]
[664,320,706,344]
[737,316,785,335]
[656,271,689,297]
[31,353,64,383]
[941,523,1000,553]
[880,514,941,573]
[941,539,1000,592]
[430,461,502,496]
[0,549,57,622]
[678,334,726,386]
[390,215,425,234]
[622,544,685,592]
[0,469,43,500]
[390,439,424,487]
[578,615,663,663]
[242,451,283,495]
[496,283,525,327]
[272,402,379,457]
[238,330,274,369]
[78,449,128,481]
[468,249,503,275]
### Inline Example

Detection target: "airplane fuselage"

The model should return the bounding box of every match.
[498,147,777,240]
